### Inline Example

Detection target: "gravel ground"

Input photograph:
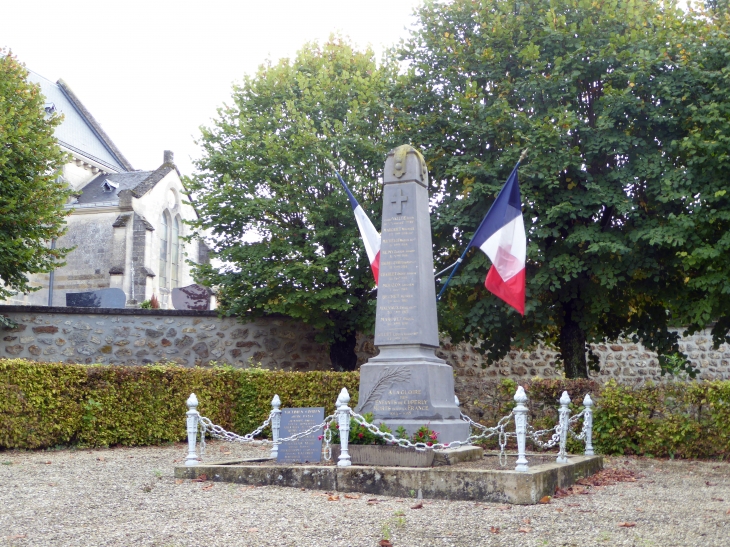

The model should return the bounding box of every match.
[1,441,729,547]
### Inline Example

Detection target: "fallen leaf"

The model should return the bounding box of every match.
[44,461,51,465]
[711,498,724,502]
[539,496,552,504]
[726,508,730,515]
[96,457,105,462]
[411,502,424,509]
[618,522,636,528]
[567,503,581,507]
[246,528,258,533]
[518,527,533,533]
[10,535,27,539]
[327,495,340,501]
[379,540,393,547]
[554,487,570,498]
[202,484,214,491]
[344,494,360,499]
[522,518,531,524]
[191,474,208,483]
[489,526,500,534]
[497,505,512,511]
[172,459,181,463]
[48,483,56,487]
[706,481,718,486]
[555,508,564,513]
[635,508,644,513]
[175,479,184,485]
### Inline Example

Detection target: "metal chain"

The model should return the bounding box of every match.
[526,423,562,449]
[199,411,274,454]
[275,414,337,445]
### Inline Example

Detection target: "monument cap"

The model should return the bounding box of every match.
[384,145,429,187]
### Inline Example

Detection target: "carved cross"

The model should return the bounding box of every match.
[391,189,408,215]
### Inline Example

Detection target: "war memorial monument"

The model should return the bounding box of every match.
[356,145,470,444]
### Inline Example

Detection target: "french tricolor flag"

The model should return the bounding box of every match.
[469,167,526,315]
[332,170,381,285]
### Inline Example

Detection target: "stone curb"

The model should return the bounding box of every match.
[174,455,603,505]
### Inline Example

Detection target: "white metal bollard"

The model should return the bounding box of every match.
[337,388,352,467]
[270,394,281,459]
[583,394,595,455]
[513,386,529,472]
[185,393,200,467]
[556,391,571,463]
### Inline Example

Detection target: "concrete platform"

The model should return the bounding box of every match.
[174,454,603,505]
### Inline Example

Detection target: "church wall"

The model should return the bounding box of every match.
[49,211,118,305]
[131,170,200,309]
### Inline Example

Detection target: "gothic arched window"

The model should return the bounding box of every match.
[171,216,181,288]
[159,212,169,288]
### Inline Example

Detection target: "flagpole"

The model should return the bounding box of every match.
[436,149,528,301]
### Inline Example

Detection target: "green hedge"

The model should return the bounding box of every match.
[1,359,728,458]
[0,359,358,450]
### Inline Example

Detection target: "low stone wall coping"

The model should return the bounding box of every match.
[0,304,218,317]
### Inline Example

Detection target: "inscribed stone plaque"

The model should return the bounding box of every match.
[66,288,126,308]
[373,146,439,347]
[171,283,212,310]
[276,407,324,463]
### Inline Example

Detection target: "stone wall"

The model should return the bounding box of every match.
[354,329,730,389]
[3,305,729,385]
[0,306,329,371]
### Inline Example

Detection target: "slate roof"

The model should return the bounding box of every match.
[76,171,153,205]
[27,70,133,173]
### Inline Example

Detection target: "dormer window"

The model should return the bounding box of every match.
[101,179,119,193]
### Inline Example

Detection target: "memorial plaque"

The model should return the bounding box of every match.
[374,148,439,347]
[171,283,212,310]
[66,288,126,308]
[358,145,470,444]
[276,407,325,463]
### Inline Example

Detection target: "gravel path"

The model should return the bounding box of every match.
[1,441,728,547]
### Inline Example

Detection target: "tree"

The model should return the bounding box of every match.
[187,38,401,371]
[398,0,721,377]
[0,51,71,301]
[656,11,730,350]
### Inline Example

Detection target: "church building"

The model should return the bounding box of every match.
[2,71,207,309]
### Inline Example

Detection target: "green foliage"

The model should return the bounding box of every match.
[3,358,727,459]
[328,412,391,445]
[187,37,402,370]
[139,300,152,309]
[0,359,358,450]
[0,51,72,299]
[593,380,730,459]
[398,0,726,378]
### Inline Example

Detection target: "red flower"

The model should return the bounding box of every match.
[358,432,364,439]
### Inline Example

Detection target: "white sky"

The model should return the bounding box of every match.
[2,0,424,175]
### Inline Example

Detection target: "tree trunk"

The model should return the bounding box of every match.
[329,330,358,372]
[559,312,589,379]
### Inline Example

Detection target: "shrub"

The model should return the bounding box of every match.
[0,359,357,449]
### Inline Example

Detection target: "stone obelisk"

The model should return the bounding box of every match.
[357,145,469,444]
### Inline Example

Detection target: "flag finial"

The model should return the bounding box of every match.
[519,148,529,163]
[325,158,336,171]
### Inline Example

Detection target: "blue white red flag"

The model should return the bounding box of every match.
[469,167,526,315]
[331,170,381,285]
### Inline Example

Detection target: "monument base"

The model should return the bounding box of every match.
[358,346,470,445]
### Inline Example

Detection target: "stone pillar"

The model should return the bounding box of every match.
[357,145,469,444]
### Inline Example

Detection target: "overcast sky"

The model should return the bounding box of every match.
[2,0,424,175]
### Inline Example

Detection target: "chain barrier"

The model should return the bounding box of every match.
[198,412,337,456]
[568,409,588,441]
[199,411,274,455]
[193,397,592,468]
